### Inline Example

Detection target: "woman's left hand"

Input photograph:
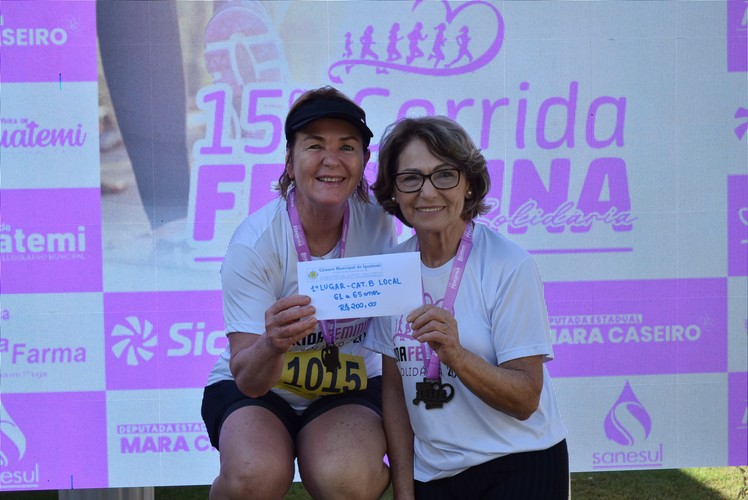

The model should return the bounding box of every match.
[408,304,544,420]
[407,304,464,367]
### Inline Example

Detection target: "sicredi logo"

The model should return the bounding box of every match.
[111,317,157,367]
[0,402,40,490]
[104,291,225,390]
[592,381,664,469]
[327,0,504,82]
[110,316,224,365]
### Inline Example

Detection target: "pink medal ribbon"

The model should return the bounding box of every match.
[287,188,349,372]
[412,222,473,409]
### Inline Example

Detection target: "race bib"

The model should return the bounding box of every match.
[276,350,368,399]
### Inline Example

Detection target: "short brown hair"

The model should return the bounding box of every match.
[373,116,491,227]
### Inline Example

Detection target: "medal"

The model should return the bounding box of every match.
[321,343,341,373]
[413,378,454,410]
[287,189,351,374]
[412,223,474,409]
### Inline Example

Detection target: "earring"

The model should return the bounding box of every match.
[467,190,473,197]
[391,196,396,201]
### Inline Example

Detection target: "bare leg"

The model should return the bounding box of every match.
[210,406,295,500]
[297,405,390,500]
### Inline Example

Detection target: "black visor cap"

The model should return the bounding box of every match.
[285,98,374,148]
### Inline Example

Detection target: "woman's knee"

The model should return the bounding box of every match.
[300,453,389,500]
[298,405,389,498]
[213,405,296,497]
[213,461,295,499]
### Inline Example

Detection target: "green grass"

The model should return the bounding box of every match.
[569,467,747,500]
[1,467,746,499]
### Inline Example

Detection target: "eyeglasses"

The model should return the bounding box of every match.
[394,167,461,193]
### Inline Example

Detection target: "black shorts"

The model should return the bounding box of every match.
[201,377,382,450]
[414,439,569,500]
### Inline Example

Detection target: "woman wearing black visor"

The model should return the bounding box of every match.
[202,87,394,499]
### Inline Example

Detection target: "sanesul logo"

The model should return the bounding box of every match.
[604,381,651,446]
[0,393,107,490]
[328,0,504,82]
[592,381,664,470]
[104,291,226,390]
[0,400,39,491]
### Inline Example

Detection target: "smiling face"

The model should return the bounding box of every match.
[394,138,470,236]
[286,118,369,214]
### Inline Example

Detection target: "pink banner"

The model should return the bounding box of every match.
[0,392,108,491]
[0,1,97,83]
[0,189,102,294]
[545,279,727,377]
[729,372,748,465]
[0,0,743,487]
[727,0,748,72]
[248,163,284,214]
[104,291,226,390]
[728,175,748,276]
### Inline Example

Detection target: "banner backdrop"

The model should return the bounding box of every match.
[1,0,746,491]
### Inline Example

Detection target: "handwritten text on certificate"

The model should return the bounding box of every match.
[297,252,422,320]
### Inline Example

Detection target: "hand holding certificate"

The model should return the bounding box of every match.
[297,252,422,320]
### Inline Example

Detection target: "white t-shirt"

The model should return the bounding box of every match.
[365,223,567,481]
[207,196,396,412]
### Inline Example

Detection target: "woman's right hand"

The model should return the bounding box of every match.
[229,295,318,397]
[262,294,318,354]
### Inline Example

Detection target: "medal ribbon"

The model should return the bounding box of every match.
[419,222,474,380]
[287,188,349,347]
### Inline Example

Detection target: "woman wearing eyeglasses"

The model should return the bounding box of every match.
[366,116,569,499]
